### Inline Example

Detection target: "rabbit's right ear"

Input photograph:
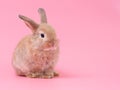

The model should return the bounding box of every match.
[19,15,39,33]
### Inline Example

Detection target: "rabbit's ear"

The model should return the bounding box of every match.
[38,8,47,23]
[19,15,39,32]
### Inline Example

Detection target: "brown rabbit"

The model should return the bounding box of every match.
[12,8,59,78]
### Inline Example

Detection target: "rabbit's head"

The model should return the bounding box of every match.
[19,8,58,50]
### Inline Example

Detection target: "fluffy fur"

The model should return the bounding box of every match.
[12,8,59,78]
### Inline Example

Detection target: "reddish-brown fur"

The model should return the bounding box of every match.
[12,8,59,78]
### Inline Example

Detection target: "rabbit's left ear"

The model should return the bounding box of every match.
[19,15,39,32]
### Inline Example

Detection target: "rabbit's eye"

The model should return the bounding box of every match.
[40,33,45,38]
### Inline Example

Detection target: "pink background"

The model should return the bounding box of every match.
[0,0,120,90]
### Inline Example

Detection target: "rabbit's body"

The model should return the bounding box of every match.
[13,34,59,78]
[12,9,59,78]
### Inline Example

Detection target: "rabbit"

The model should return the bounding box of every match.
[12,8,59,78]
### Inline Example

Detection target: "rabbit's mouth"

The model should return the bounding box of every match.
[42,40,58,51]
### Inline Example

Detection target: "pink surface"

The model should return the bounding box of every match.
[0,0,120,90]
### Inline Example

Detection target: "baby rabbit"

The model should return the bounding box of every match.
[12,8,59,78]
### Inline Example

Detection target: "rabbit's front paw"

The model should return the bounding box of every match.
[41,71,59,79]
[26,72,43,78]
[41,71,54,79]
